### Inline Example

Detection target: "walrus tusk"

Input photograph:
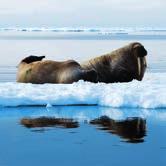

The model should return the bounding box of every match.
[137,57,141,76]
[143,57,147,67]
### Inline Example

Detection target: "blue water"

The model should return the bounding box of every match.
[0,31,166,166]
[0,106,166,166]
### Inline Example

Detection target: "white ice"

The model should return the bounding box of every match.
[1,27,166,35]
[0,73,166,108]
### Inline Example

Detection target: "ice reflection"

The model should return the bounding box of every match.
[0,106,165,121]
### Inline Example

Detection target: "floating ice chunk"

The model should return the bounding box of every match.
[46,103,52,108]
[0,73,166,109]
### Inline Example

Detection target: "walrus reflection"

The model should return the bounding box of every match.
[81,42,147,83]
[90,116,146,143]
[21,116,146,143]
[20,117,79,129]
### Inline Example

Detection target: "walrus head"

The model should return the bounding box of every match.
[132,43,147,81]
[104,42,148,83]
[81,42,148,83]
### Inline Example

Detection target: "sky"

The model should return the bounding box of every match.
[0,0,165,27]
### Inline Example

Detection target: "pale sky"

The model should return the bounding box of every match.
[0,0,165,27]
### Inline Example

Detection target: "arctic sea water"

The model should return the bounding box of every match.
[0,28,166,166]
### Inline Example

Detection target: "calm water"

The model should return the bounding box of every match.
[0,32,166,166]
[0,107,166,166]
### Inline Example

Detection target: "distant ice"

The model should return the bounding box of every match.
[1,27,166,35]
[0,73,165,108]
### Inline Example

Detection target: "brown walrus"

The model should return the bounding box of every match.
[81,42,147,83]
[17,55,97,84]
[17,42,147,84]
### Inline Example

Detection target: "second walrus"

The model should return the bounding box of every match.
[81,42,147,83]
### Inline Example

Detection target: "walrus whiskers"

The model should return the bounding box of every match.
[143,57,147,67]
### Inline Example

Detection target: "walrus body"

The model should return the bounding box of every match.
[17,42,147,84]
[81,42,147,83]
[17,56,97,84]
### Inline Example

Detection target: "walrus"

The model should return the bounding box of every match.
[17,55,97,84]
[17,42,147,84]
[81,42,147,83]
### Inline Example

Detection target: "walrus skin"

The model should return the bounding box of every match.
[17,42,147,84]
[81,42,147,83]
[17,55,97,84]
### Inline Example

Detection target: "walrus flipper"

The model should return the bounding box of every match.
[21,55,46,64]
[81,69,98,83]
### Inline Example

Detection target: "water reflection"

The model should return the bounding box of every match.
[20,115,146,143]
[2,105,163,144]
[90,116,146,143]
